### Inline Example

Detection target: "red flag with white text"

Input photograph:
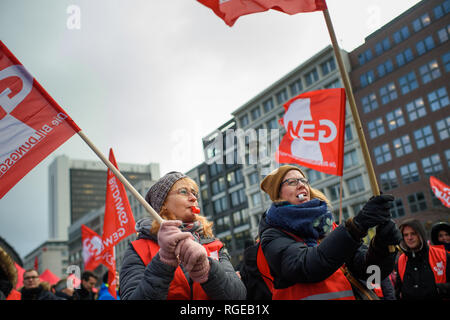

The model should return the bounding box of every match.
[430,176,450,208]
[197,0,327,26]
[276,88,346,176]
[101,148,136,253]
[0,41,80,199]
[81,225,104,271]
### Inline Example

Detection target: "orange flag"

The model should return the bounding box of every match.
[430,176,450,208]
[101,148,136,252]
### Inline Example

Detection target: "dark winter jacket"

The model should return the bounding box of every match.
[73,285,95,300]
[395,219,450,300]
[431,222,450,251]
[119,220,246,300]
[20,285,61,300]
[259,211,397,292]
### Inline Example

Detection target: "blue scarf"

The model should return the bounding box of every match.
[265,199,333,247]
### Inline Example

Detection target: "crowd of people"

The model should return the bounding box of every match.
[1,166,449,300]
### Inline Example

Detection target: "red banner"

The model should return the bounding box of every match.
[197,0,327,26]
[276,88,346,176]
[0,41,80,199]
[430,176,450,208]
[101,148,136,253]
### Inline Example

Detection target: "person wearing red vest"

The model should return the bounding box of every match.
[257,165,401,300]
[395,219,450,300]
[119,171,246,300]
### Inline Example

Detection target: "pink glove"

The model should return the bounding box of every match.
[175,238,210,283]
[157,220,193,267]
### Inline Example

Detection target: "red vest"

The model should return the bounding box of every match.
[6,288,21,300]
[398,245,447,284]
[131,238,223,300]
[256,227,355,300]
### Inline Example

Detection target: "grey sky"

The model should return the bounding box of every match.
[0,0,421,258]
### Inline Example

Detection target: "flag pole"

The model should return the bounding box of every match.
[322,8,396,253]
[322,8,380,196]
[77,131,164,225]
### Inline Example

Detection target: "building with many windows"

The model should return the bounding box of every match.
[348,0,450,229]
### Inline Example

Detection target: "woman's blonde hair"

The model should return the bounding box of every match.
[150,177,214,237]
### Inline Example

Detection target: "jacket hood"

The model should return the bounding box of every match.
[135,217,156,241]
[399,219,427,253]
[430,221,450,245]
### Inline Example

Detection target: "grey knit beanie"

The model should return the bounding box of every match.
[145,171,187,214]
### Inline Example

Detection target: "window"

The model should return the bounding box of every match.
[437,25,450,43]
[394,26,410,43]
[343,150,358,169]
[400,162,420,184]
[446,149,450,168]
[396,48,414,67]
[248,172,259,185]
[428,87,449,111]
[289,79,303,96]
[412,13,431,32]
[263,98,274,113]
[276,89,288,105]
[393,135,413,158]
[374,143,392,165]
[347,175,365,194]
[213,196,228,214]
[324,78,341,89]
[211,177,226,195]
[408,192,427,213]
[419,60,441,84]
[358,49,373,65]
[379,82,397,104]
[344,124,353,142]
[240,114,249,127]
[414,125,435,149]
[305,68,319,86]
[406,97,427,121]
[421,154,443,176]
[391,199,405,218]
[266,117,278,130]
[251,192,262,206]
[433,1,449,19]
[230,188,246,207]
[305,169,321,183]
[362,93,378,113]
[321,57,336,75]
[398,71,418,94]
[442,51,450,72]
[250,107,261,120]
[436,116,450,140]
[377,59,393,77]
[380,170,398,191]
[416,36,435,56]
[367,117,385,139]
[360,70,375,88]
[386,108,405,131]
[375,39,390,56]
[327,183,344,201]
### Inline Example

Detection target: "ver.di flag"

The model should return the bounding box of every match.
[430,176,450,208]
[0,41,80,199]
[197,0,327,26]
[101,148,136,252]
[276,88,346,176]
[81,225,104,271]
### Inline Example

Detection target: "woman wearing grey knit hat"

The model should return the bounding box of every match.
[252,165,401,300]
[119,171,246,300]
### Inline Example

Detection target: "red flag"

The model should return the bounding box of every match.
[34,256,39,271]
[0,41,80,199]
[276,88,346,176]
[81,225,104,271]
[15,263,25,289]
[197,0,327,26]
[39,269,60,285]
[101,148,136,252]
[430,176,450,208]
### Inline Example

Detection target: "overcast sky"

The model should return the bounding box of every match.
[0,0,422,258]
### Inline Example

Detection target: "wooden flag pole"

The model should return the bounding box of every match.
[322,9,396,252]
[77,131,164,225]
[322,8,380,196]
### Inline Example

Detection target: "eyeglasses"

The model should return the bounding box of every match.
[170,187,199,199]
[281,177,309,187]
[24,276,39,280]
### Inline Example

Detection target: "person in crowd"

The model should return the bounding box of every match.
[257,165,401,300]
[73,271,97,300]
[52,278,74,300]
[20,269,60,300]
[119,171,246,300]
[98,271,120,300]
[395,219,450,300]
[430,221,450,252]
[0,246,20,300]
